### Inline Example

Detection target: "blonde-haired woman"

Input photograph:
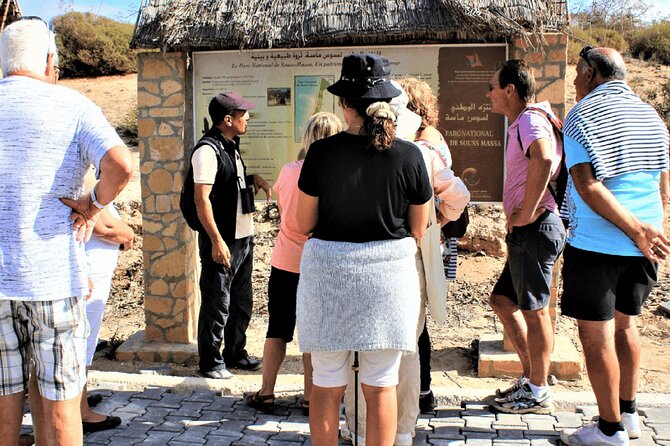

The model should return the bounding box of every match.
[245,112,342,414]
[296,55,431,445]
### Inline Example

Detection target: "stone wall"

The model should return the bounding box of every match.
[510,33,568,119]
[137,52,199,344]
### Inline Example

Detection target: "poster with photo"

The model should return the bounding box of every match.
[193,44,506,200]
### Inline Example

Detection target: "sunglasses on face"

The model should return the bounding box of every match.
[580,45,594,68]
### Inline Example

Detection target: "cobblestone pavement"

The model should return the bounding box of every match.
[20,386,670,445]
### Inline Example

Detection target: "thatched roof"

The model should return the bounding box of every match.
[131,0,569,51]
[0,0,21,33]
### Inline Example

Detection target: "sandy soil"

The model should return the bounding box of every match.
[59,59,670,393]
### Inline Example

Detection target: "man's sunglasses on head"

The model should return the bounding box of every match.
[580,45,594,68]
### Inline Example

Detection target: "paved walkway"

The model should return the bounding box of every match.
[21,385,670,445]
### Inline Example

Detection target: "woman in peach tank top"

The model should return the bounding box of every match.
[245,112,342,414]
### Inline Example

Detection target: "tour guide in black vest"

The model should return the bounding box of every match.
[187,92,270,379]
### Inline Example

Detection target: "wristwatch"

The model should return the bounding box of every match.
[90,186,106,210]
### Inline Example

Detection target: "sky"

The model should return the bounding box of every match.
[19,0,670,25]
[20,0,142,24]
[640,0,670,21]
[645,0,670,21]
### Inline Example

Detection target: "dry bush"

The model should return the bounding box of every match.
[645,80,670,129]
[567,26,628,64]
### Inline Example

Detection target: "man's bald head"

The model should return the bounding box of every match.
[582,47,626,81]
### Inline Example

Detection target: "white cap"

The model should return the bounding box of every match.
[389,80,422,142]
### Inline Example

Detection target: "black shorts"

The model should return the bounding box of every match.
[266,266,300,342]
[561,245,658,321]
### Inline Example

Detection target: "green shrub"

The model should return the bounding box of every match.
[629,22,670,65]
[52,12,136,77]
[567,26,628,64]
[567,26,597,64]
[590,28,628,52]
[645,80,670,129]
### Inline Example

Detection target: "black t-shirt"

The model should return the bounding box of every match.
[298,132,432,242]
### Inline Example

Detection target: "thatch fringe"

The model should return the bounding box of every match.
[0,0,22,33]
[131,0,568,51]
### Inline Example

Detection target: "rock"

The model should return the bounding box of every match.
[458,204,507,257]
[660,301,670,317]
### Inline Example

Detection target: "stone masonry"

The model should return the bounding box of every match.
[125,35,568,363]
[117,52,200,362]
[511,33,568,119]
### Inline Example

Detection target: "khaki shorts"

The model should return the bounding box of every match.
[0,296,88,401]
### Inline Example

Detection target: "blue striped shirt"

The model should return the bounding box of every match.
[564,136,663,256]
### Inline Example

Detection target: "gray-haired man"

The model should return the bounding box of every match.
[559,47,669,446]
[0,17,132,446]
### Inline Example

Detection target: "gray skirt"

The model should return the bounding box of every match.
[297,237,421,353]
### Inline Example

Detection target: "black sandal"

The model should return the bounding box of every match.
[87,394,104,408]
[82,415,122,433]
[299,397,310,416]
[244,390,275,414]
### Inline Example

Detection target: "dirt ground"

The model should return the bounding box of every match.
[59,58,670,393]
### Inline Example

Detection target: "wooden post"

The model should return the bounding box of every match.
[1,0,12,34]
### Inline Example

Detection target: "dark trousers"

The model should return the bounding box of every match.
[197,236,253,373]
[418,321,431,391]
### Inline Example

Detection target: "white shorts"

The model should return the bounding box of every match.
[85,271,114,365]
[311,350,403,388]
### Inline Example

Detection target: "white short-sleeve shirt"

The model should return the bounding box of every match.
[192,144,253,239]
[0,76,123,301]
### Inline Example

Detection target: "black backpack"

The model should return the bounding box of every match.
[516,107,568,213]
[179,137,223,232]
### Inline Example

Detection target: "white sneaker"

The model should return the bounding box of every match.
[560,423,629,446]
[491,384,554,414]
[622,412,641,439]
[203,368,234,379]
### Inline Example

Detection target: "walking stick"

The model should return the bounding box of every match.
[352,351,360,446]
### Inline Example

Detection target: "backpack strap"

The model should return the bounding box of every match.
[191,136,232,174]
[516,106,563,158]
[192,136,222,158]
[514,106,567,206]
[415,138,448,168]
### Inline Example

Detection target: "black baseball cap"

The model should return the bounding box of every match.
[208,92,255,123]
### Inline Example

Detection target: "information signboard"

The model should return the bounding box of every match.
[193,44,507,202]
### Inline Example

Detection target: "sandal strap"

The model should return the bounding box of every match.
[252,391,274,402]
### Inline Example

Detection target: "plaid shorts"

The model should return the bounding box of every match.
[0,296,88,401]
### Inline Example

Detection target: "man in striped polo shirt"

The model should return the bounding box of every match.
[559,47,670,446]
